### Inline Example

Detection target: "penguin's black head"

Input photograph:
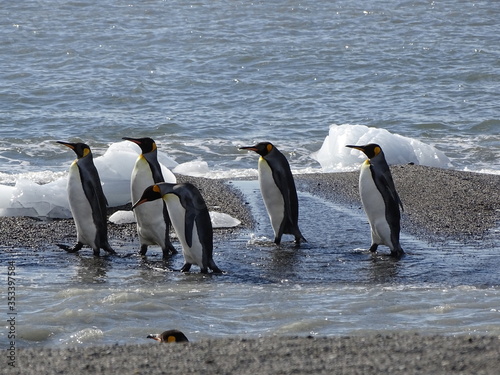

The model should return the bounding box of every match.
[132,184,163,209]
[239,142,275,157]
[57,141,92,159]
[147,329,189,343]
[122,137,157,154]
[346,143,383,159]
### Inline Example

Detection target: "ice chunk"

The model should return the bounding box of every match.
[312,124,451,172]
[109,210,136,224]
[0,141,178,218]
[173,160,210,177]
[1,178,71,218]
[209,211,241,228]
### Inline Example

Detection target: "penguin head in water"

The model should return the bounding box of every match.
[239,142,275,157]
[122,137,157,154]
[346,143,383,159]
[57,141,92,159]
[147,329,189,343]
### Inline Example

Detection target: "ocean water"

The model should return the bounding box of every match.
[1,0,499,348]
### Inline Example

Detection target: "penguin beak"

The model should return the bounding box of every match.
[122,137,141,145]
[239,146,258,152]
[132,198,148,209]
[146,334,161,342]
[345,145,364,152]
[57,141,76,150]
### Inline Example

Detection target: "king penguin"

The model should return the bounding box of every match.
[346,143,404,258]
[147,329,189,343]
[132,182,222,274]
[57,141,115,256]
[122,137,177,257]
[240,142,306,245]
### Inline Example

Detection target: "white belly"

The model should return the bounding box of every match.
[258,157,284,238]
[164,195,203,267]
[67,162,97,247]
[131,158,167,247]
[359,162,391,247]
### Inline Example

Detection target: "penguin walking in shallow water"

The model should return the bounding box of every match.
[346,143,404,258]
[240,142,306,245]
[122,137,177,257]
[132,182,222,274]
[57,141,115,256]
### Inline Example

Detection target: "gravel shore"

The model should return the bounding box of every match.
[6,334,500,375]
[2,166,499,374]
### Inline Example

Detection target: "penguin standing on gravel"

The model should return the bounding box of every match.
[240,142,306,245]
[56,141,115,256]
[346,143,404,258]
[133,182,222,274]
[122,137,177,257]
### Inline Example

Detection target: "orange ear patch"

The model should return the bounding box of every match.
[83,148,90,157]
[167,335,176,343]
[153,185,161,193]
[374,146,381,156]
[266,144,273,153]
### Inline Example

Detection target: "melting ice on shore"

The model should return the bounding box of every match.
[312,124,452,172]
[0,141,179,218]
[109,210,241,228]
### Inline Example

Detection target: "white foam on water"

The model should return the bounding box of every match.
[311,124,452,172]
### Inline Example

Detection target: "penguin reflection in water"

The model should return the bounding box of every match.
[56,142,115,256]
[122,137,177,258]
[240,142,306,245]
[133,183,222,274]
[346,143,404,258]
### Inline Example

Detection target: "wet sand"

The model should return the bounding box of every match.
[2,166,500,374]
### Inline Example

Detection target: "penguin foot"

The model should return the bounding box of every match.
[140,245,148,256]
[162,245,178,258]
[390,248,405,259]
[57,242,83,253]
[209,261,223,274]
[369,244,378,253]
[180,263,192,272]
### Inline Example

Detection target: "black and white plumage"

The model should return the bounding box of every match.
[57,141,115,256]
[132,182,222,274]
[240,142,306,245]
[346,143,404,258]
[122,137,177,257]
